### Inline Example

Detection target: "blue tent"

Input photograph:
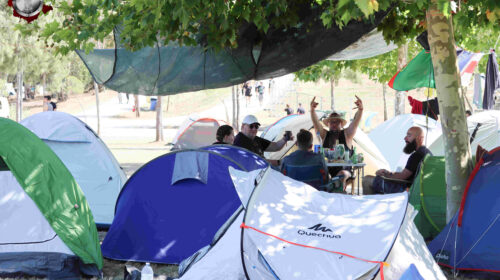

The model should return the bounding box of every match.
[428,147,500,278]
[101,146,268,264]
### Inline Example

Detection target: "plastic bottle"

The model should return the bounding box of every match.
[141,263,154,280]
[351,147,357,164]
[316,132,324,155]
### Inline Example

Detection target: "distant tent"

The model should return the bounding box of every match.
[369,114,442,171]
[429,110,500,156]
[21,111,127,228]
[408,156,446,240]
[0,118,102,278]
[101,146,268,264]
[76,3,391,95]
[178,167,446,280]
[428,147,500,278]
[172,117,225,150]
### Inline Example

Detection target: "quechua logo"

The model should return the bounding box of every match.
[297,223,341,239]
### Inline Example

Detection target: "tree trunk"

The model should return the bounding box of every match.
[427,2,473,222]
[156,96,164,141]
[134,95,140,117]
[42,73,47,96]
[330,78,335,111]
[382,83,388,121]
[93,81,101,135]
[395,44,408,115]
[16,69,22,122]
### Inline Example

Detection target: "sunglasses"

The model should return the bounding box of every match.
[249,124,260,129]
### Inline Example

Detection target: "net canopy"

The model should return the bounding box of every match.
[77,5,392,96]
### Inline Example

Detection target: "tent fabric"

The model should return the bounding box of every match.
[102,147,268,264]
[172,117,224,150]
[76,5,391,95]
[398,264,425,280]
[171,151,209,185]
[0,118,102,274]
[21,112,127,227]
[178,167,446,279]
[429,110,500,156]
[473,73,484,108]
[369,114,442,171]
[483,52,500,110]
[428,147,500,277]
[327,29,397,61]
[408,156,446,240]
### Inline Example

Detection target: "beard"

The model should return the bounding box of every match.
[403,139,417,154]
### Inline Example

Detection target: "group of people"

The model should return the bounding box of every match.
[284,103,305,115]
[214,95,430,195]
[243,81,266,107]
[43,95,57,111]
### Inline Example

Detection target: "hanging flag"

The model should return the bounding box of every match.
[483,52,500,110]
[388,48,484,91]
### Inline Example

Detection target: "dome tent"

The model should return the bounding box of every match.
[171,116,226,150]
[101,146,268,264]
[177,167,446,280]
[21,111,127,228]
[0,118,102,278]
[428,147,500,278]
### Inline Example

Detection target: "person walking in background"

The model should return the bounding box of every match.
[297,103,305,114]
[256,82,265,107]
[213,125,235,145]
[243,82,252,107]
[284,104,294,115]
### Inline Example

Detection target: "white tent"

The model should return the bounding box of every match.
[171,116,226,150]
[429,110,500,156]
[369,114,442,171]
[177,167,446,280]
[21,111,126,227]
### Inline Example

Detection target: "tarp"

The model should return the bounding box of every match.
[21,111,127,227]
[369,114,442,171]
[76,4,392,95]
[178,167,446,280]
[428,147,500,278]
[0,118,102,275]
[102,146,268,264]
[327,29,397,61]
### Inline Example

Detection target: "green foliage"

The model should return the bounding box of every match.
[295,60,356,83]
[66,76,85,94]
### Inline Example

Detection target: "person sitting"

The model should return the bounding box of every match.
[213,125,235,145]
[233,115,293,158]
[362,126,432,194]
[310,96,363,188]
[280,129,331,189]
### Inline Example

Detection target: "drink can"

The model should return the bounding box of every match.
[314,144,321,154]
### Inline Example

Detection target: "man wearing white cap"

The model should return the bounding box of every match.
[310,96,363,189]
[234,114,293,157]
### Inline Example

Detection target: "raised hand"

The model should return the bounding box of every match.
[353,95,363,111]
[311,97,318,110]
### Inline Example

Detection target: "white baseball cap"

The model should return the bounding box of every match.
[242,115,260,125]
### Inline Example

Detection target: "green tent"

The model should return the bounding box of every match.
[0,118,102,277]
[408,156,447,240]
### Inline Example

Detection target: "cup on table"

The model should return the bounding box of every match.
[357,153,364,163]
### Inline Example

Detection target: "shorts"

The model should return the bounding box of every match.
[371,176,408,194]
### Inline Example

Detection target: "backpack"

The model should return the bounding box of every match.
[50,101,57,110]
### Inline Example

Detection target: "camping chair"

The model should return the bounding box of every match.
[282,164,343,193]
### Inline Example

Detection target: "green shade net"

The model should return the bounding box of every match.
[388,49,435,91]
[408,155,446,240]
[0,118,103,270]
[77,4,392,95]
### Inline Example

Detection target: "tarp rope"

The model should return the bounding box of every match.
[240,223,389,280]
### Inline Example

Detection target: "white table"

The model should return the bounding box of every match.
[326,162,366,195]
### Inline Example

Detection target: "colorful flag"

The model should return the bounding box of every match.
[388,49,484,91]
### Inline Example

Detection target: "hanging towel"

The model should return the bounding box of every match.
[473,73,484,108]
[408,96,423,114]
[422,97,439,120]
[482,52,500,110]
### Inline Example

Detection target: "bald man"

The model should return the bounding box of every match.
[363,126,432,194]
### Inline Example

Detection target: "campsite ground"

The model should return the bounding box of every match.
[10,76,479,279]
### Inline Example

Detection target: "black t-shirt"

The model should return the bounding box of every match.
[233,132,271,157]
[212,141,228,145]
[405,146,432,182]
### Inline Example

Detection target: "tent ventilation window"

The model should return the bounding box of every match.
[171,152,209,185]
